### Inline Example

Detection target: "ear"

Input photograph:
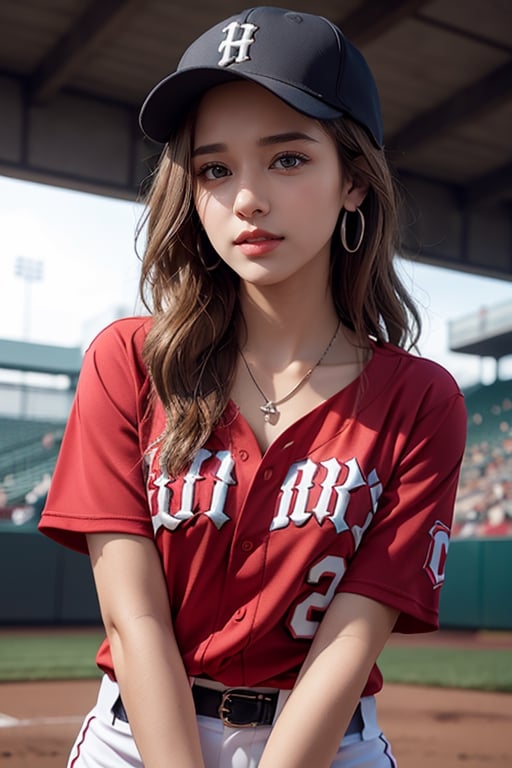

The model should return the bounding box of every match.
[342,158,370,212]
[343,176,370,213]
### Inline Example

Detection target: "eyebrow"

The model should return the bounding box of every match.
[192,132,318,157]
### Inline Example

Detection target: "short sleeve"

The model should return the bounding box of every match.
[339,366,467,633]
[39,317,154,553]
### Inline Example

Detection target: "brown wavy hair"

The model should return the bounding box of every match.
[138,113,421,476]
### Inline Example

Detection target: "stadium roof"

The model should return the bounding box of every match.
[0,338,82,377]
[0,0,511,281]
[449,300,512,359]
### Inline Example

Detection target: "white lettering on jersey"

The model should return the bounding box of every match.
[151,449,235,533]
[327,457,366,534]
[424,520,450,588]
[351,468,383,548]
[270,457,380,536]
[204,450,236,529]
[289,555,347,638]
[149,449,379,539]
[179,447,211,521]
[368,468,383,513]
[272,458,317,530]
[151,462,179,532]
[218,22,258,67]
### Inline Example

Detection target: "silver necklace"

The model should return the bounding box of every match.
[239,321,341,422]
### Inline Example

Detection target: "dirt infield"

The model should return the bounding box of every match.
[1,631,511,767]
[1,680,511,767]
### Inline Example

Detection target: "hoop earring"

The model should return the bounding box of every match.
[196,231,222,271]
[340,208,365,253]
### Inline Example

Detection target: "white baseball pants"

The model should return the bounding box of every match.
[67,675,397,767]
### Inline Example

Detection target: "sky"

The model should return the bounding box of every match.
[1,173,511,390]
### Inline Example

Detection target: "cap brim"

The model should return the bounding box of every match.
[139,67,343,143]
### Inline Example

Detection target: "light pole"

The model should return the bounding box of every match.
[14,256,44,340]
[14,256,44,417]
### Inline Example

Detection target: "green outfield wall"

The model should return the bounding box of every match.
[0,532,511,629]
[0,529,100,624]
[439,537,512,630]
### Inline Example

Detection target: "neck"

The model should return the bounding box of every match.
[239,280,340,369]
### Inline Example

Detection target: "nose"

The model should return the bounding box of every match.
[233,181,269,219]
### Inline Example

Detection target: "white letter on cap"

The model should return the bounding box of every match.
[218,22,258,67]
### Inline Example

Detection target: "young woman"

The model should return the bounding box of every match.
[39,7,467,767]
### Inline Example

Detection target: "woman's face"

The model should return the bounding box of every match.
[192,81,359,290]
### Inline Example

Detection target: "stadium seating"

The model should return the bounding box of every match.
[464,379,512,449]
[0,417,65,507]
[454,378,512,538]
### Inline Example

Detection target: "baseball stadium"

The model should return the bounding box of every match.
[1,1,511,766]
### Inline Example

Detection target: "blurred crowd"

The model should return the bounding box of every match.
[453,392,512,538]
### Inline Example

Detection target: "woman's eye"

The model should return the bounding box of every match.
[197,164,230,180]
[272,153,308,170]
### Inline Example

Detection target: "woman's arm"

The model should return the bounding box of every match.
[87,532,205,768]
[258,592,399,768]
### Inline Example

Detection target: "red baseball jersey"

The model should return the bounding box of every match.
[39,316,467,696]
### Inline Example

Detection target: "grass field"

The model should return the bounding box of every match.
[0,631,104,681]
[0,630,511,691]
[379,645,512,692]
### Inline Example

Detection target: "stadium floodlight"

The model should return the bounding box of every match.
[15,256,44,283]
[14,256,44,340]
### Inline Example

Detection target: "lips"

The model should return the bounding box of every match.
[234,230,284,258]
[234,229,282,245]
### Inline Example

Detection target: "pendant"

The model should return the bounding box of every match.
[260,401,278,422]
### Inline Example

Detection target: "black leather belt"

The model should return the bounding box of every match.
[112,683,364,732]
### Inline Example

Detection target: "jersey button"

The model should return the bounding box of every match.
[263,468,273,480]
[239,449,249,461]
[234,607,247,622]
[241,540,253,552]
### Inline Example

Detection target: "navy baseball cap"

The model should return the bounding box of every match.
[139,6,384,147]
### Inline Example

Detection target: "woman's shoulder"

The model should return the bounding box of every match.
[84,315,152,364]
[80,315,153,397]
[372,341,464,403]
